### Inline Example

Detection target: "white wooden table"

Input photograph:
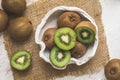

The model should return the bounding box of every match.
[0,0,120,80]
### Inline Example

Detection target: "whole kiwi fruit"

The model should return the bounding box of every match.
[105,59,120,80]
[0,10,8,32]
[2,0,26,15]
[71,41,87,58]
[8,17,33,42]
[57,12,81,29]
[43,28,57,49]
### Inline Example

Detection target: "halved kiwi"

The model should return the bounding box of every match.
[75,26,95,44]
[50,46,71,68]
[75,21,96,33]
[54,27,76,50]
[10,50,31,70]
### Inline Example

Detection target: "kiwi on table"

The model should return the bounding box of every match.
[54,27,76,50]
[75,21,96,33]
[50,46,71,68]
[105,59,120,80]
[75,26,95,44]
[57,12,81,29]
[10,50,31,70]
[8,17,33,42]
[2,0,26,15]
[71,41,87,58]
[0,10,8,32]
[43,28,57,49]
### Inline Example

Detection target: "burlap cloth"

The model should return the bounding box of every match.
[3,0,109,80]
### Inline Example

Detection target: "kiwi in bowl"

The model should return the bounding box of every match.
[35,6,99,70]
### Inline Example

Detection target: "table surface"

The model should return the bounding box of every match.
[0,0,120,80]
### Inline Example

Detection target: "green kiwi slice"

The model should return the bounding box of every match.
[75,26,95,44]
[10,50,31,70]
[50,47,71,68]
[54,27,76,50]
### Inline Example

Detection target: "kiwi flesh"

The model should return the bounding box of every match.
[43,28,57,49]
[54,27,76,50]
[71,41,87,58]
[10,50,31,70]
[75,26,95,44]
[105,59,120,80]
[0,10,8,32]
[2,0,26,15]
[50,46,71,68]
[8,17,33,42]
[57,12,81,29]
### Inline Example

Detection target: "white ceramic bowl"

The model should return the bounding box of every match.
[35,6,99,70]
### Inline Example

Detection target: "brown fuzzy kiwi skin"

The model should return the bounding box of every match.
[0,9,8,32]
[57,12,81,29]
[43,28,57,49]
[8,17,33,42]
[71,41,87,58]
[2,0,26,15]
[105,59,120,80]
[75,21,96,33]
